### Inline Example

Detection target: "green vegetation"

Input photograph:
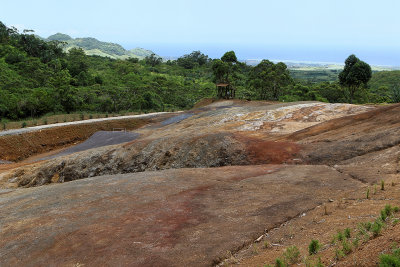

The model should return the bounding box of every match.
[0,21,215,120]
[331,205,400,262]
[344,228,351,238]
[369,70,400,103]
[1,21,400,124]
[274,258,286,267]
[304,257,324,267]
[264,246,301,267]
[46,33,155,60]
[308,240,321,255]
[379,243,400,267]
[283,245,301,264]
[339,54,372,103]
[290,69,340,83]
[249,60,292,100]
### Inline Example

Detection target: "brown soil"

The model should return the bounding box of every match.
[234,133,300,164]
[231,176,400,267]
[0,165,362,267]
[2,100,400,266]
[4,101,371,188]
[0,115,173,162]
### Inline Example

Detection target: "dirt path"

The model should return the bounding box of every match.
[0,112,179,162]
[0,112,174,137]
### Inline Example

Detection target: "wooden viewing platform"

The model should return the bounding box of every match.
[216,83,235,99]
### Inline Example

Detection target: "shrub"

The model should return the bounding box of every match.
[393,247,400,258]
[385,205,393,216]
[335,248,345,260]
[381,209,389,221]
[79,113,84,120]
[380,204,393,221]
[379,254,400,267]
[21,121,27,128]
[283,245,300,264]
[89,114,93,119]
[43,118,48,125]
[394,206,400,213]
[1,118,8,130]
[381,180,385,190]
[315,257,324,267]
[305,257,325,267]
[362,221,372,231]
[336,231,344,241]
[358,222,370,241]
[344,228,351,238]
[275,258,287,267]
[371,219,384,237]
[366,188,370,199]
[342,238,352,255]
[308,240,321,255]
[352,236,360,248]
[381,205,393,221]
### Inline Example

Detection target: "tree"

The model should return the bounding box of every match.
[177,51,209,69]
[212,59,230,83]
[249,60,292,100]
[212,51,239,83]
[67,48,89,76]
[221,51,237,64]
[145,53,162,67]
[339,54,372,103]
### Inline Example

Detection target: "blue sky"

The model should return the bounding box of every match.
[1,0,400,65]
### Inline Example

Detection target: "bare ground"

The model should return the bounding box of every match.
[1,100,399,266]
[0,165,362,267]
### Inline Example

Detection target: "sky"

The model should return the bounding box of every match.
[1,0,400,65]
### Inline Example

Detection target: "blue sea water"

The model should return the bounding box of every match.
[124,43,400,67]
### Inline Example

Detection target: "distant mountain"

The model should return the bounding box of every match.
[46,33,157,60]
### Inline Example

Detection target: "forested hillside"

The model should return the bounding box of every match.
[0,21,399,121]
[46,33,155,59]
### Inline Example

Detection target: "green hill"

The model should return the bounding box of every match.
[46,33,157,60]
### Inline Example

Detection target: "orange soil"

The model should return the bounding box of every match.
[234,133,300,164]
[0,118,151,162]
